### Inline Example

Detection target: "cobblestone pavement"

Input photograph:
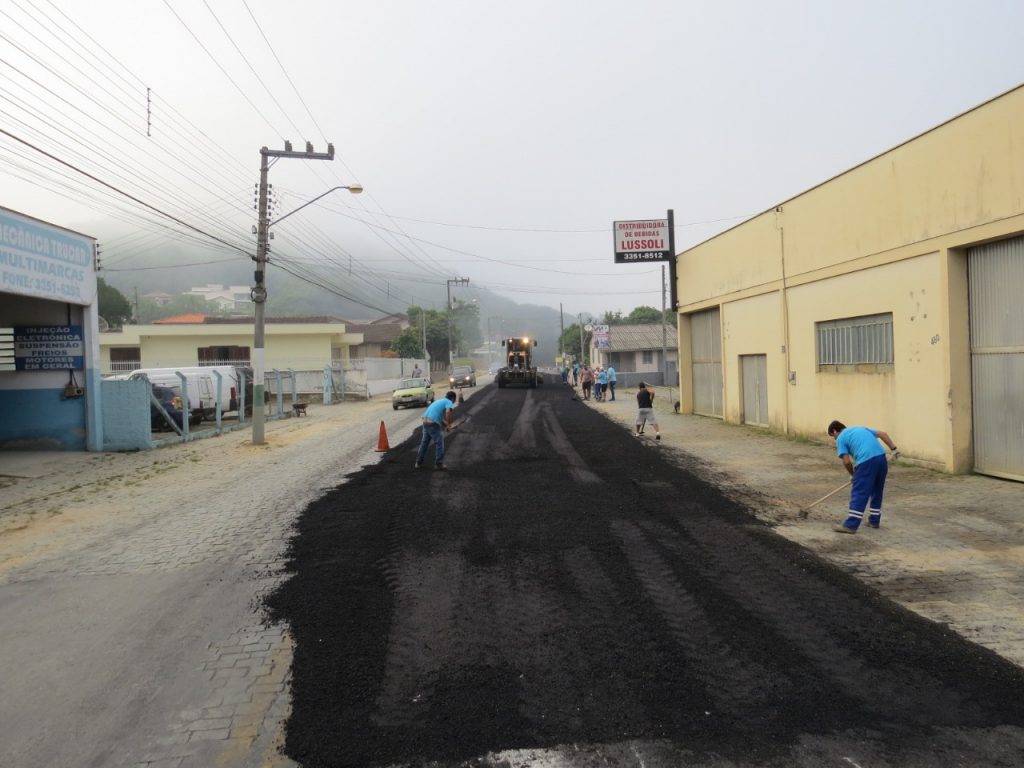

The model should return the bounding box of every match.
[0,397,420,768]
[580,382,1024,668]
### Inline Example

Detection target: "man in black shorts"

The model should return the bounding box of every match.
[635,382,661,440]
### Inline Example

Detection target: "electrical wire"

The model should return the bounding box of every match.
[0,126,253,257]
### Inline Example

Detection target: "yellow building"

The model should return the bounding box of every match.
[675,84,1024,480]
[100,315,363,374]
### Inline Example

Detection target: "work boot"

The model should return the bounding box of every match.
[833,525,857,534]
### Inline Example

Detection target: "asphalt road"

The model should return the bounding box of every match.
[267,383,1024,767]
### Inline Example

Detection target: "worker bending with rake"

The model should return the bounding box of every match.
[415,391,458,470]
[827,420,900,534]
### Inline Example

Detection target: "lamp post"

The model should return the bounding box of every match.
[251,140,361,445]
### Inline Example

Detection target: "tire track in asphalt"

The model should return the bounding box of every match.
[538,401,601,484]
[638,502,994,727]
[610,518,787,724]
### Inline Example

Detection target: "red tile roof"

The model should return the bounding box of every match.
[153,313,208,324]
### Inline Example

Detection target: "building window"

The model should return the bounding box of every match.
[199,345,251,365]
[642,350,654,364]
[816,313,893,372]
[110,347,141,372]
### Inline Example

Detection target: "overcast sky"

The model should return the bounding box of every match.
[4,0,1024,318]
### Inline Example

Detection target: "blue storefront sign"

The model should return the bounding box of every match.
[13,325,84,370]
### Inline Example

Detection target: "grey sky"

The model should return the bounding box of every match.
[3,0,1023,317]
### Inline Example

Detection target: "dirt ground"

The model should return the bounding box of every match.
[266,383,1024,767]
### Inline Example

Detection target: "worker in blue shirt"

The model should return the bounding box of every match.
[827,420,900,533]
[416,391,457,469]
[606,365,617,400]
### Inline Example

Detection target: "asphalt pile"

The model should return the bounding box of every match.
[267,384,1024,767]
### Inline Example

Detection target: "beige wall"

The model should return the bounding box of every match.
[720,291,784,428]
[675,84,1024,472]
[100,324,362,372]
[786,254,947,466]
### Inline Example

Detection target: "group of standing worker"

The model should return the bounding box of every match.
[571,364,617,401]
[413,360,898,538]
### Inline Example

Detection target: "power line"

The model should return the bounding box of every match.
[0,126,253,258]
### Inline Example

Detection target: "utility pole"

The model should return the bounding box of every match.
[486,317,492,365]
[578,313,585,364]
[661,264,668,384]
[252,140,335,445]
[421,309,429,370]
[559,303,565,361]
[446,277,469,366]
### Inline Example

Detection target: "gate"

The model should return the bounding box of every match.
[968,236,1024,481]
[690,308,722,417]
[740,354,768,427]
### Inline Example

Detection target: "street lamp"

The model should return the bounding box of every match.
[251,145,362,445]
[270,184,363,227]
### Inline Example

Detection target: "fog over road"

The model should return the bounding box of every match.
[268,383,1024,767]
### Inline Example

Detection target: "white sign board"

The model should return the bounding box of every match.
[613,218,672,263]
[0,208,96,304]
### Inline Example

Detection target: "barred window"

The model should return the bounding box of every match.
[816,313,893,367]
[642,350,654,364]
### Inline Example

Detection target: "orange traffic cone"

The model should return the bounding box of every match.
[375,420,390,452]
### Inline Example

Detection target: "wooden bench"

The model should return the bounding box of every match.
[292,403,308,417]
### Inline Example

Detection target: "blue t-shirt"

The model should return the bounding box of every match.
[607,367,617,382]
[836,426,886,465]
[423,397,454,422]
[598,370,608,384]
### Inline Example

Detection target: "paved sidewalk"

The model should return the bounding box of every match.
[578,382,1024,668]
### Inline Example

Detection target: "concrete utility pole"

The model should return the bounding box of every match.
[661,264,668,382]
[559,303,565,360]
[578,313,585,364]
[446,277,470,366]
[421,309,429,370]
[252,141,336,445]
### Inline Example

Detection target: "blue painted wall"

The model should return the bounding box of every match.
[101,378,152,451]
[0,389,87,450]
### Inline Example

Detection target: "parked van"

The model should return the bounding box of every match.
[128,366,253,422]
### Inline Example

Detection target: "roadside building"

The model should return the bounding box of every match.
[591,323,679,386]
[0,206,102,450]
[185,284,253,312]
[99,315,364,374]
[674,84,1024,479]
[141,291,172,307]
[343,321,405,359]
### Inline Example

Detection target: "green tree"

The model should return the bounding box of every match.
[97,277,132,327]
[626,305,675,326]
[559,322,592,364]
[390,328,423,358]
[451,299,481,354]
[137,294,214,323]
[406,305,452,364]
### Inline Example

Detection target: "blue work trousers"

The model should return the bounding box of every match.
[840,454,888,530]
[416,421,446,466]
